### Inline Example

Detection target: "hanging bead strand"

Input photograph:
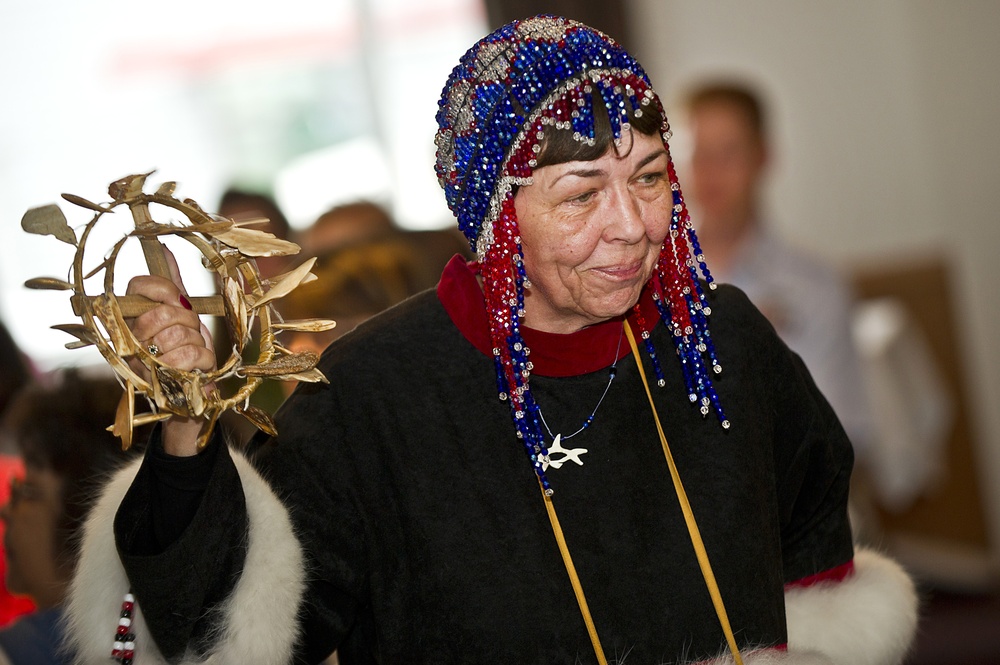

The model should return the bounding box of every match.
[111,592,137,664]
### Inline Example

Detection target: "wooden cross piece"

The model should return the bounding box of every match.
[69,181,225,319]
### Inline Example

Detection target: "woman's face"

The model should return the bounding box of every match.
[0,465,66,608]
[514,130,672,334]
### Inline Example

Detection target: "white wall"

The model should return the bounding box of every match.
[628,0,1000,552]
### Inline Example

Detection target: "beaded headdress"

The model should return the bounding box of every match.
[434,16,727,494]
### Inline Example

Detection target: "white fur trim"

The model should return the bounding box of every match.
[784,548,918,665]
[700,647,834,664]
[66,450,305,664]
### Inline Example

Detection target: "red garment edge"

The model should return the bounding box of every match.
[436,255,662,377]
[785,560,855,589]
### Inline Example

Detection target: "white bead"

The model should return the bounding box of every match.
[124,593,135,603]
[114,641,124,651]
[119,617,132,627]
[124,641,136,650]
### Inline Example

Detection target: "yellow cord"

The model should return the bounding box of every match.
[540,484,609,665]
[623,320,744,665]
[539,320,744,665]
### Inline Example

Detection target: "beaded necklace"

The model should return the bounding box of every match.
[536,323,623,454]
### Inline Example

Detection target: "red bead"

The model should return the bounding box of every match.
[117,625,129,636]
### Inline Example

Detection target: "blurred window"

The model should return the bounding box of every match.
[0,0,485,370]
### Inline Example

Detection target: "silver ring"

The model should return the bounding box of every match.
[147,343,160,357]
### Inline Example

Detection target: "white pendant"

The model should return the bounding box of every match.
[542,433,588,471]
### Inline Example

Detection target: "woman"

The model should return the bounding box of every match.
[0,371,143,664]
[66,16,917,665]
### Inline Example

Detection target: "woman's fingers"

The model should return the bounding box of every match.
[162,245,190,296]
[126,274,216,373]
[145,324,214,369]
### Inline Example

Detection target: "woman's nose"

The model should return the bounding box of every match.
[605,188,647,243]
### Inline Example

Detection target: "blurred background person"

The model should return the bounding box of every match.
[298,200,398,258]
[0,370,144,664]
[277,236,429,396]
[680,80,874,459]
[298,200,471,286]
[0,322,36,628]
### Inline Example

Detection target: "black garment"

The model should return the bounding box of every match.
[119,283,853,664]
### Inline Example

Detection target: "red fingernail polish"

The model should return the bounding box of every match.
[179,294,193,310]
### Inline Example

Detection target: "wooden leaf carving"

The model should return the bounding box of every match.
[265,266,317,288]
[83,255,115,280]
[272,318,337,333]
[156,181,177,197]
[25,277,75,291]
[242,351,319,377]
[102,349,145,387]
[112,383,135,450]
[271,368,329,384]
[185,371,206,417]
[232,217,273,228]
[107,172,151,201]
[247,258,316,309]
[131,220,234,238]
[271,342,294,356]
[61,193,109,212]
[187,219,235,234]
[131,412,172,427]
[236,403,278,437]
[195,410,220,451]
[21,205,78,246]
[153,367,189,414]
[85,236,126,280]
[221,276,249,347]
[212,227,300,257]
[51,323,100,348]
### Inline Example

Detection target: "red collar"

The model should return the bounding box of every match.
[436,255,661,377]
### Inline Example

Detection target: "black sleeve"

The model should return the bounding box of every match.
[114,429,249,661]
[711,284,855,583]
[114,404,366,665]
[773,348,856,582]
[250,380,368,665]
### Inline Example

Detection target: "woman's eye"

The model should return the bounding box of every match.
[636,171,664,185]
[568,190,596,204]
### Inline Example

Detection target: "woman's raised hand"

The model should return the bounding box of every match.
[126,247,216,457]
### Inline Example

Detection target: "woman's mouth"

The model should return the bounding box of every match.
[592,259,646,281]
